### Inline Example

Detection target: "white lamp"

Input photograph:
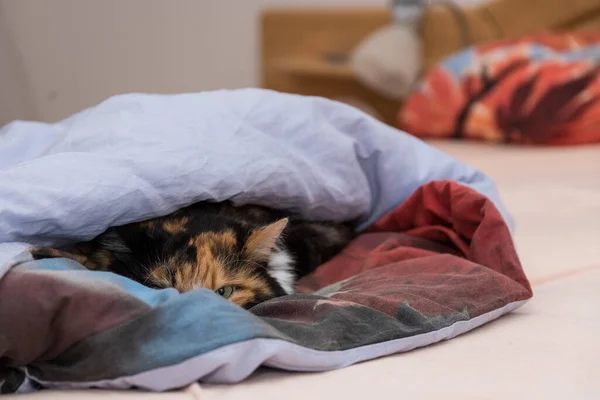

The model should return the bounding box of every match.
[351,0,426,100]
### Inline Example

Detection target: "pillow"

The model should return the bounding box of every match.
[399,32,600,145]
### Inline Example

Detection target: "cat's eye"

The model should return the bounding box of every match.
[216,286,235,299]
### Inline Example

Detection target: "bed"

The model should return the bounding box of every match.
[11,140,600,399]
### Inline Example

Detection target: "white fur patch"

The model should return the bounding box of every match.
[267,249,295,294]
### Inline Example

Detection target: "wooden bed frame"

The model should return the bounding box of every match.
[261,0,600,126]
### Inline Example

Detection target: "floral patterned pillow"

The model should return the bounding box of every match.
[399,32,600,145]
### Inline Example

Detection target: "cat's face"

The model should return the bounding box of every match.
[137,215,291,308]
[29,213,292,309]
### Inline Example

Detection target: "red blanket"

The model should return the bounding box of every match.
[280,180,533,328]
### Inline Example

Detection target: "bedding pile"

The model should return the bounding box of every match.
[400,32,600,145]
[0,89,531,392]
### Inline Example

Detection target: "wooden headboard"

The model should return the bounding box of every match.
[261,0,600,126]
[421,0,600,68]
[261,8,396,123]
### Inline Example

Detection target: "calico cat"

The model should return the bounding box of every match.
[28,201,355,309]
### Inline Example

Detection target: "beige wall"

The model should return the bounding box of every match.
[0,0,488,124]
[0,6,37,126]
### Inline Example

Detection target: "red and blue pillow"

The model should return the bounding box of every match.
[400,32,600,145]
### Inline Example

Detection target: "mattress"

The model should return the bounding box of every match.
[8,141,600,400]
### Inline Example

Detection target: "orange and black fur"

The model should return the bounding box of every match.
[29,201,355,309]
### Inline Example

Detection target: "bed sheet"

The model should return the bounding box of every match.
[8,141,600,400]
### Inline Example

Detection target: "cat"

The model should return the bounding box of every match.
[28,201,355,309]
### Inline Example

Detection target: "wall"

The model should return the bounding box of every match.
[0,0,488,123]
[0,5,37,125]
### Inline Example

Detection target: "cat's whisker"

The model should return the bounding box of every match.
[222,253,239,269]
[240,258,268,273]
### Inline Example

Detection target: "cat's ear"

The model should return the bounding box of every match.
[245,218,288,261]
